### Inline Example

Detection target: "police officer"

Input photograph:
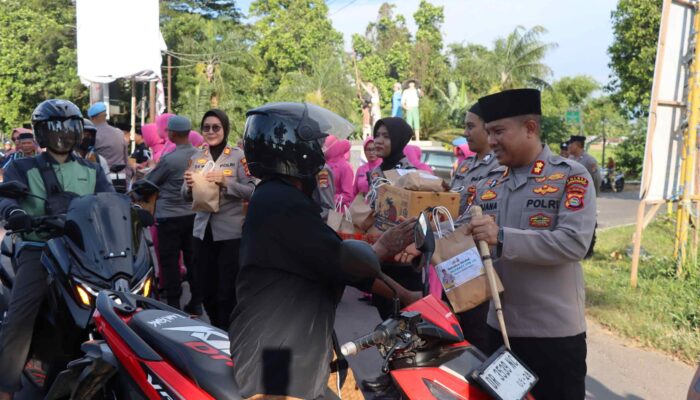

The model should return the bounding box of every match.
[568,135,601,195]
[145,115,197,309]
[451,102,500,352]
[230,102,418,399]
[452,102,500,216]
[0,100,114,398]
[559,141,569,158]
[183,109,255,327]
[568,135,600,258]
[467,89,596,400]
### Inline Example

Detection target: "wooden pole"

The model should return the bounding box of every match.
[167,55,172,114]
[469,206,510,350]
[630,201,647,288]
[149,81,156,123]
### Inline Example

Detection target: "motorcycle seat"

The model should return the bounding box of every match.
[129,309,241,400]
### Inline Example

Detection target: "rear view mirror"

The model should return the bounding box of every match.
[339,240,380,280]
[0,181,30,199]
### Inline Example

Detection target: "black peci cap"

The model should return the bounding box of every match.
[468,102,483,119]
[560,142,569,150]
[569,135,586,144]
[478,88,541,123]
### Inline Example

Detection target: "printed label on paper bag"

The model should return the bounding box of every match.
[435,247,484,292]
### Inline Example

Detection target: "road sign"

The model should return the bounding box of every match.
[566,110,581,124]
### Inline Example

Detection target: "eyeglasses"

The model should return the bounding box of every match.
[202,124,222,133]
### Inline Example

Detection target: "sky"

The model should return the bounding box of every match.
[236,0,617,85]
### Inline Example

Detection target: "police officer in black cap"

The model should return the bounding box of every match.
[230,102,420,399]
[559,141,569,158]
[568,135,601,195]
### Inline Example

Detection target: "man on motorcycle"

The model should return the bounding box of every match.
[0,99,114,398]
[231,103,419,399]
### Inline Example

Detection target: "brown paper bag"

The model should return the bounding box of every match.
[430,209,503,313]
[349,194,374,232]
[327,203,356,234]
[191,161,220,213]
[384,169,445,192]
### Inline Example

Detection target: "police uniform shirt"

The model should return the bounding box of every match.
[182,145,256,241]
[570,152,601,195]
[451,152,499,215]
[471,145,596,338]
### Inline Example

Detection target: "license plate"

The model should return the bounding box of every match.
[472,347,537,400]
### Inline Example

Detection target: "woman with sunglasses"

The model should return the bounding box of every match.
[183,109,256,328]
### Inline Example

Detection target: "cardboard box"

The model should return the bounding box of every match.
[374,184,460,231]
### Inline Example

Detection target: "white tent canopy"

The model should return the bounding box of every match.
[76,0,167,85]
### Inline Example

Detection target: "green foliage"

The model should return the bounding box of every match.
[164,0,243,21]
[616,120,647,177]
[435,81,470,127]
[449,43,497,98]
[0,0,87,132]
[607,0,663,118]
[491,26,557,91]
[409,1,447,94]
[584,216,700,363]
[250,0,342,84]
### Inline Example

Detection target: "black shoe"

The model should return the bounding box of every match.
[184,302,204,316]
[361,373,393,393]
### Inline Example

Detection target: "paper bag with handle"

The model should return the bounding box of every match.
[191,160,221,213]
[429,206,503,313]
[383,169,445,192]
[327,197,356,234]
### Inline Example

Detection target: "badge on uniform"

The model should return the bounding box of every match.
[529,213,552,228]
[224,147,231,155]
[480,189,497,201]
[197,158,207,164]
[565,192,584,210]
[223,169,233,176]
[317,169,330,188]
[532,184,559,195]
[460,165,468,173]
[534,177,546,183]
[531,160,545,175]
[566,176,589,187]
[487,179,498,188]
[548,172,566,181]
[240,158,251,176]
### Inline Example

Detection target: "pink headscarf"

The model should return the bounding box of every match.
[455,143,475,164]
[141,123,165,162]
[403,145,433,173]
[156,113,174,140]
[324,137,354,207]
[353,137,382,197]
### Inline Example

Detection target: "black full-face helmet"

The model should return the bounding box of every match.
[243,102,354,180]
[31,99,84,154]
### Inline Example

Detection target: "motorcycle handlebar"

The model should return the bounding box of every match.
[340,329,387,357]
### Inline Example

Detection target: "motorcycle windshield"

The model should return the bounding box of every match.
[64,193,136,282]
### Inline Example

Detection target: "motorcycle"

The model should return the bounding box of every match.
[0,181,155,398]
[601,168,624,192]
[339,212,537,400]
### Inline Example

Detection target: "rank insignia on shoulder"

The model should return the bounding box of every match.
[531,160,545,175]
[241,158,251,176]
[529,213,552,228]
[548,172,566,181]
[480,189,497,201]
[317,170,329,188]
[223,169,233,176]
[224,147,231,155]
[565,192,584,210]
[533,184,559,195]
[460,165,468,173]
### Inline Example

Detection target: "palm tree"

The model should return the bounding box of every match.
[491,26,557,91]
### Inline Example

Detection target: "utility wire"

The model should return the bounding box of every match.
[329,0,359,16]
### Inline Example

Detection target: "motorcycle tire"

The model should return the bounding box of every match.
[616,178,625,192]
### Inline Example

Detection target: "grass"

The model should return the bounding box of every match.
[584,215,700,364]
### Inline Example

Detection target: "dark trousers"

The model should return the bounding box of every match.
[0,248,46,392]
[487,327,587,400]
[193,225,240,329]
[456,302,489,352]
[372,264,422,320]
[157,214,195,308]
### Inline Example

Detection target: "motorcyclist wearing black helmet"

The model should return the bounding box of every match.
[229,102,419,399]
[0,99,114,398]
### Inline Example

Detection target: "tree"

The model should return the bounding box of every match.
[449,43,498,99]
[410,0,448,94]
[250,0,343,87]
[607,0,662,118]
[616,119,647,177]
[491,26,557,91]
[164,0,242,21]
[0,0,87,132]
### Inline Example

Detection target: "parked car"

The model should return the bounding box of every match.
[421,149,456,181]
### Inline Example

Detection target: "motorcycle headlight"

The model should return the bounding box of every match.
[131,272,153,298]
[72,278,99,308]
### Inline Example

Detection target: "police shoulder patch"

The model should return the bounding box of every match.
[240,158,251,176]
[566,176,589,187]
[565,192,584,210]
[317,169,330,188]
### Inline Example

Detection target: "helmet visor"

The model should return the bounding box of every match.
[44,118,82,153]
[248,102,355,140]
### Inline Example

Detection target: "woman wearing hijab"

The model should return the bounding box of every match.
[368,117,422,319]
[183,109,256,328]
[353,137,381,197]
[323,135,354,208]
[403,144,433,174]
